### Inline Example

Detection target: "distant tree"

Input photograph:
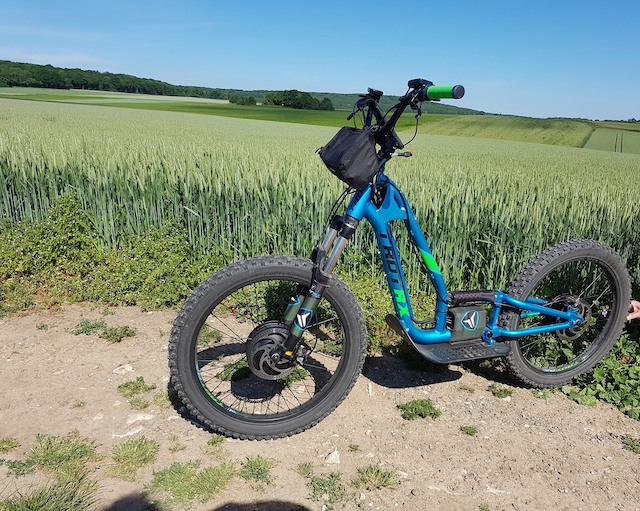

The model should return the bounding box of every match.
[34,65,69,89]
[319,97,334,111]
[265,90,324,110]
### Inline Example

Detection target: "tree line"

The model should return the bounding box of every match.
[263,90,334,110]
[0,60,333,110]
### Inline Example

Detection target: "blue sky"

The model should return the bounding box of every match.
[1,0,638,120]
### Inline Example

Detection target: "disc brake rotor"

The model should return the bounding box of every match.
[246,321,296,380]
[557,297,592,340]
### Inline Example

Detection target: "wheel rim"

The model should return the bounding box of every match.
[192,277,348,421]
[515,258,619,373]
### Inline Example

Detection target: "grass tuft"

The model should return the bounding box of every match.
[488,384,513,399]
[146,461,236,507]
[240,455,275,488]
[110,436,160,480]
[460,425,478,436]
[117,376,157,399]
[71,319,107,336]
[0,475,97,511]
[397,399,441,420]
[308,472,351,509]
[622,435,640,454]
[0,438,19,453]
[26,431,100,481]
[352,464,398,490]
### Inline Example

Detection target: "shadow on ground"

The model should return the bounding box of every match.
[103,494,310,511]
[361,345,463,389]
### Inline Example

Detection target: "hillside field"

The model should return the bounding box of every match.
[584,128,640,154]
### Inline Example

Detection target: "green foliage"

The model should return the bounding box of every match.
[296,462,314,478]
[0,59,227,99]
[622,435,640,454]
[240,456,275,487]
[203,435,225,456]
[146,461,236,508]
[229,93,256,106]
[72,318,136,342]
[76,223,213,308]
[307,472,351,509]
[110,436,160,480]
[488,384,513,399]
[0,194,102,279]
[570,335,640,419]
[0,196,212,311]
[282,367,308,388]
[117,377,157,399]
[352,464,398,490]
[561,385,598,407]
[533,389,552,400]
[71,319,107,336]
[0,438,19,453]
[397,399,442,420]
[264,89,332,111]
[0,432,100,482]
[100,325,137,343]
[460,425,478,436]
[0,476,96,511]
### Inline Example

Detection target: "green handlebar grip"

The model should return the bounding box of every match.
[426,85,465,100]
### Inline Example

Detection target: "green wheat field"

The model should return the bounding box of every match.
[1,89,640,293]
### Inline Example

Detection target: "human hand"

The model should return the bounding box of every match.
[627,300,640,321]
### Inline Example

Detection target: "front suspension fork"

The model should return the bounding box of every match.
[281,214,359,357]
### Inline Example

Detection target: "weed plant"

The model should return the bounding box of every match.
[110,436,160,480]
[0,438,19,453]
[240,455,275,487]
[460,426,478,436]
[622,435,640,454]
[488,384,513,399]
[146,461,236,508]
[397,399,442,420]
[117,377,156,398]
[352,464,398,490]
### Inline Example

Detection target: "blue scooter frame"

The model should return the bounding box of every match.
[346,174,585,347]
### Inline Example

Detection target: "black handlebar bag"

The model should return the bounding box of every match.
[318,127,379,190]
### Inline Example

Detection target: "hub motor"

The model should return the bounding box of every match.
[245,321,297,380]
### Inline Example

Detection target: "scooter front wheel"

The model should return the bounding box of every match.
[169,255,367,439]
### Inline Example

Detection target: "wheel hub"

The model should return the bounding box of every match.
[246,321,296,380]
[558,296,592,340]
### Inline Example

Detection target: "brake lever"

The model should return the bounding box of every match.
[347,97,369,121]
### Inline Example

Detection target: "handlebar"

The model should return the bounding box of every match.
[424,84,465,100]
[352,77,465,157]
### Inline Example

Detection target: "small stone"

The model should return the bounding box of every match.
[113,364,133,375]
[127,413,154,424]
[325,448,340,464]
[112,426,144,438]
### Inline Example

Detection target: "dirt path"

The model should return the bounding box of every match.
[1,303,639,510]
